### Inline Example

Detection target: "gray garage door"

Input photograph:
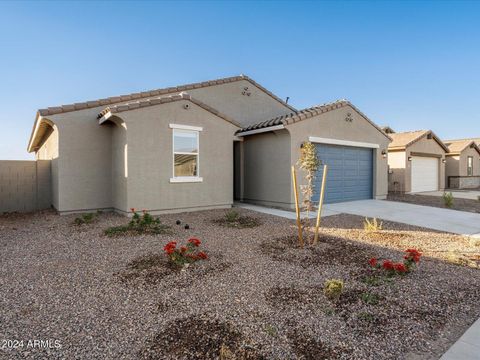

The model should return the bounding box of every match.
[312,143,373,204]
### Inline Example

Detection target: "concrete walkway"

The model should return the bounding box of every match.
[235,203,339,219]
[237,200,480,237]
[440,318,480,360]
[324,199,480,236]
[420,190,480,200]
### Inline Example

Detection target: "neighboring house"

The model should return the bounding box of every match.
[387,130,449,193]
[444,139,480,189]
[27,75,390,215]
[235,100,391,207]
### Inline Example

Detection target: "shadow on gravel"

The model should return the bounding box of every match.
[139,316,264,359]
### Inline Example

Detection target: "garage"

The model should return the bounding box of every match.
[313,143,373,204]
[387,130,448,193]
[411,156,439,192]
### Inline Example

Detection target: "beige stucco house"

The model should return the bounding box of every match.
[236,100,391,208]
[444,139,480,189]
[387,130,449,193]
[27,75,390,215]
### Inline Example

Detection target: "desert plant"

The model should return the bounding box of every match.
[104,208,171,236]
[357,312,375,322]
[225,210,239,223]
[323,279,344,301]
[364,217,383,233]
[442,192,454,208]
[214,210,261,229]
[361,292,380,305]
[297,141,320,244]
[74,212,96,225]
[163,238,208,268]
[368,248,422,276]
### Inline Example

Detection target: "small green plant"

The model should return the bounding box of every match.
[214,210,261,229]
[104,208,171,236]
[442,192,454,208]
[264,324,278,337]
[297,141,321,245]
[323,279,344,301]
[361,292,380,305]
[357,312,375,322]
[74,212,96,225]
[225,210,239,223]
[364,217,383,233]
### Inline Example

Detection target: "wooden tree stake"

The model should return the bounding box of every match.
[291,166,304,248]
[313,164,328,245]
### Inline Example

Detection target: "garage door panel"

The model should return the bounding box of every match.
[313,143,373,204]
[411,157,439,193]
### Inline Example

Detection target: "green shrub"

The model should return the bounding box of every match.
[104,209,171,237]
[74,212,96,225]
[323,279,344,301]
[225,210,240,223]
[364,217,383,233]
[361,292,380,305]
[357,312,375,322]
[442,192,454,208]
[214,210,261,229]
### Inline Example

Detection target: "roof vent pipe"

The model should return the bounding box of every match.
[286,96,290,104]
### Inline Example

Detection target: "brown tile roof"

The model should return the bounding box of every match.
[444,139,480,155]
[236,99,391,140]
[37,74,296,117]
[97,92,241,128]
[388,130,449,152]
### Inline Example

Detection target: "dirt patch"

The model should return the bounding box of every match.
[288,328,352,359]
[212,211,262,229]
[139,316,263,359]
[260,234,375,268]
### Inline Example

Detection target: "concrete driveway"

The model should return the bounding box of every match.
[420,189,480,200]
[324,199,480,236]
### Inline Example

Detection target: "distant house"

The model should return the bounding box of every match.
[387,130,448,193]
[27,75,391,215]
[444,139,480,189]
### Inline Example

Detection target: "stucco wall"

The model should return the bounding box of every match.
[387,151,406,192]
[111,121,128,211]
[184,79,292,127]
[404,137,446,192]
[0,160,51,213]
[287,105,390,204]
[115,100,239,214]
[459,147,480,177]
[242,129,291,208]
[36,126,59,209]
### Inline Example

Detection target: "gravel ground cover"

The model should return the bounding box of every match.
[1,208,479,359]
[388,193,480,213]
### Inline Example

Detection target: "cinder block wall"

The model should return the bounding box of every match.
[0,160,52,213]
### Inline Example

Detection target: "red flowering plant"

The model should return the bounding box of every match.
[163,237,208,268]
[368,248,422,276]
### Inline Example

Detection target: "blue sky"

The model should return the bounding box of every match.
[1,0,479,159]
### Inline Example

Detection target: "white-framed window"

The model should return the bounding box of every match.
[467,156,473,176]
[170,124,203,183]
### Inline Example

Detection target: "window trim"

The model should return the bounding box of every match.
[467,156,473,176]
[170,127,202,183]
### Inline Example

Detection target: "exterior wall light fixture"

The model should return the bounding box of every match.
[407,156,412,161]
[381,149,387,158]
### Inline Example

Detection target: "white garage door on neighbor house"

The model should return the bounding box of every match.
[411,156,439,192]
